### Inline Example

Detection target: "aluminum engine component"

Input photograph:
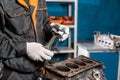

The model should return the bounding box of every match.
[45,55,106,80]
[94,31,120,50]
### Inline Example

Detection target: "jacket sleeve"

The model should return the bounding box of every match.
[42,8,53,42]
[0,5,26,59]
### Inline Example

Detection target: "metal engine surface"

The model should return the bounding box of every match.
[45,55,106,80]
[94,31,120,50]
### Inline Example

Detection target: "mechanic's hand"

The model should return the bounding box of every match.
[26,42,54,62]
[50,23,69,41]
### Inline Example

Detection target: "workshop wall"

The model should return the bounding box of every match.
[47,0,120,41]
[78,0,120,40]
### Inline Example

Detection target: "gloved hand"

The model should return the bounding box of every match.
[50,23,69,41]
[26,42,54,62]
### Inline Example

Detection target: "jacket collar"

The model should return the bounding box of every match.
[17,0,29,9]
[17,0,39,34]
[17,0,39,9]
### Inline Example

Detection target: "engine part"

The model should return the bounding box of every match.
[49,16,74,25]
[94,31,120,50]
[45,55,106,80]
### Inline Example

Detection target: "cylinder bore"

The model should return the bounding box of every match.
[56,66,70,72]
[73,61,86,66]
[65,63,79,69]
[81,59,93,63]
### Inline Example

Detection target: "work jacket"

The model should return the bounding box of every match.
[0,0,52,74]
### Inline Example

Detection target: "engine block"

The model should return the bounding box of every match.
[45,55,106,80]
